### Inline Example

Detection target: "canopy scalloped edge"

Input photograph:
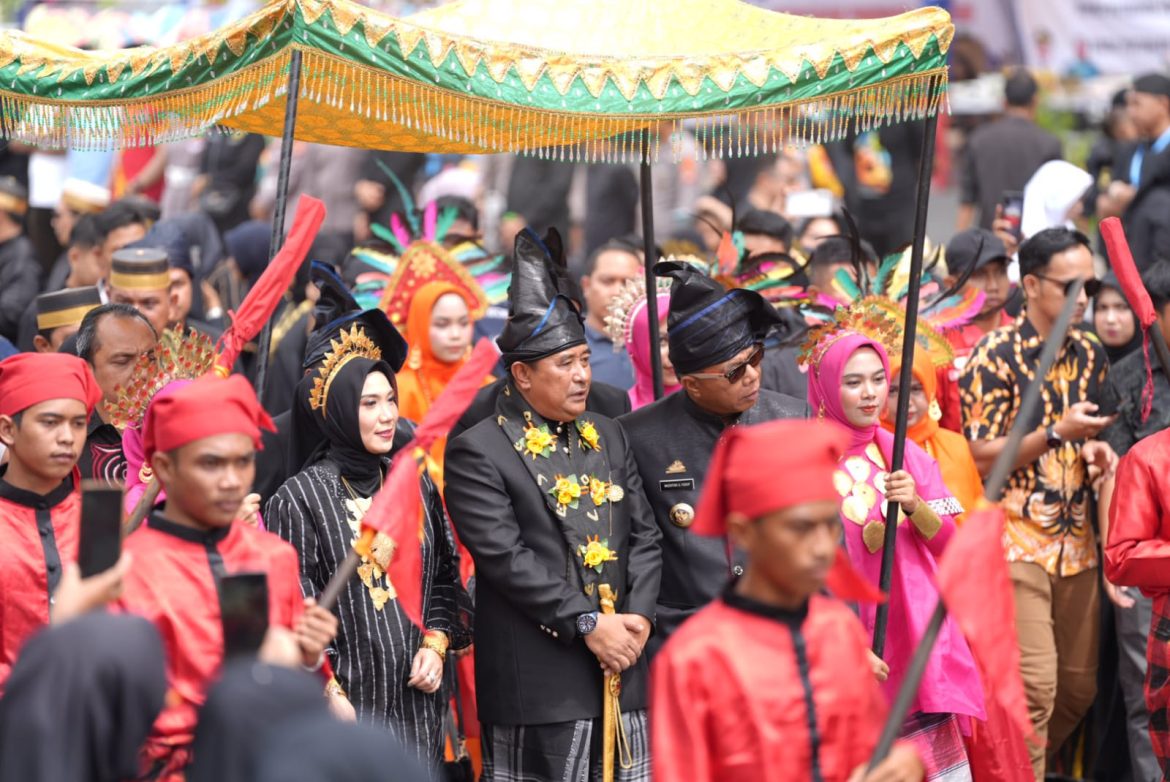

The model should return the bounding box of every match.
[0,0,952,159]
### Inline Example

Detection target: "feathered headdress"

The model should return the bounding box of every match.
[108,327,217,431]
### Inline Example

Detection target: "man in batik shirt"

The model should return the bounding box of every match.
[960,227,1116,780]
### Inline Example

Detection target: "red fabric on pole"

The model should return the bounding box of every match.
[1101,217,1157,328]
[214,196,327,373]
[936,506,1037,746]
[360,339,498,627]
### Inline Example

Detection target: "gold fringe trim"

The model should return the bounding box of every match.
[0,42,947,164]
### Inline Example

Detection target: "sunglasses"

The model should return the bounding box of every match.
[1032,273,1101,299]
[688,344,765,384]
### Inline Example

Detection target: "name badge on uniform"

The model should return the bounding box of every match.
[659,478,696,492]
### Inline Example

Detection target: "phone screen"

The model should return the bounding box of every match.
[1002,190,1024,239]
[218,572,270,659]
[79,481,124,578]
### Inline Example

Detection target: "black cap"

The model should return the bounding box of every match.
[127,220,193,276]
[655,259,782,375]
[35,286,102,332]
[497,227,585,366]
[0,176,28,216]
[1133,72,1170,99]
[946,228,1009,273]
[302,307,407,373]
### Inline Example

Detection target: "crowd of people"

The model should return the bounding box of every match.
[4,63,1170,782]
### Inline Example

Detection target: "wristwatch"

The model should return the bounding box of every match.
[1045,425,1063,449]
[576,611,599,636]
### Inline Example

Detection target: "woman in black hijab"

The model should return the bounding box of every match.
[1093,271,1143,365]
[0,613,166,782]
[265,330,469,772]
[188,661,329,782]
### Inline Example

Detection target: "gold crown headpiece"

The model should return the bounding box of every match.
[108,327,217,431]
[603,273,674,352]
[308,324,382,416]
[798,296,904,370]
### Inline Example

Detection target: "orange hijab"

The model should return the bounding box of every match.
[882,344,984,522]
[397,281,476,424]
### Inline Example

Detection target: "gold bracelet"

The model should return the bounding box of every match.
[325,676,347,699]
[908,500,942,540]
[421,630,450,661]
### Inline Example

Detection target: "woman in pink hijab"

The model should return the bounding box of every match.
[807,329,984,781]
[613,288,682,410]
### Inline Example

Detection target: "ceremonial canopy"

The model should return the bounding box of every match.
[0,0,953,159]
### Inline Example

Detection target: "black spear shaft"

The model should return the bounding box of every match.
[866,278,1086,770]
[872,113,938,657]
[640,131,664,400]
[253,49,303,401]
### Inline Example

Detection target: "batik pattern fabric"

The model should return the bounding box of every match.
[265,457,468,770]
[481,710,650,782]
[960,316,1108,576]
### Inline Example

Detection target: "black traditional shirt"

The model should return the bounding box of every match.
[78,413,127,486]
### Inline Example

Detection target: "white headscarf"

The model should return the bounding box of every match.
[1021,160,1094,240]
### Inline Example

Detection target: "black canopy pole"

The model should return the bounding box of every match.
[866,279,1086,770]
[253,49,303,401]
[640,130,665,400]
[871,113,939,658]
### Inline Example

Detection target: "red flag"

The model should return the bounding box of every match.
[936,506,1037,745]
[1101,217,1158,422]
[359,339,498,627]
[213,196,327,374]
[825,547,886,604]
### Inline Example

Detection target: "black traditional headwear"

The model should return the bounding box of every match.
[497,227,585,366]
[35,285,102,333]
[128,220,194,277]
[655,259,782,375]
[1133,72,1170,99]
[110,247,170,292]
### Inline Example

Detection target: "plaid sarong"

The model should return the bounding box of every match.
[481,710,650,782]
[901,712,973,782]
[1145,604,1170,777]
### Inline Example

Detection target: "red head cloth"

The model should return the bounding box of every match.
[143,374,275,463]
[692,419,852,535]
[0,353,101,417]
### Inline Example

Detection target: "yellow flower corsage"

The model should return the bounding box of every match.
[576,419,601,451]
[549,474,583,510]
[578,535,619,574]
[588,477,610,507]
[516,422,556,459]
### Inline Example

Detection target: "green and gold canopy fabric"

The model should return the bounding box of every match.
[0,0,953,160]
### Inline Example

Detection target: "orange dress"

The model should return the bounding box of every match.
[883,344,984,523]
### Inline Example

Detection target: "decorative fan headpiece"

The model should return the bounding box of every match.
[603,271,674,352]
[798,297,904,370]
[108,327,217,431]
[309,324,383,416]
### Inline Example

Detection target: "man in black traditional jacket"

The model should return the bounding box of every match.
[445,228,661,781]
[620,261,807,655]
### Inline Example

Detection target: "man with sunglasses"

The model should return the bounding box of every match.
[959,226,1117,779]
[620,260,807,656]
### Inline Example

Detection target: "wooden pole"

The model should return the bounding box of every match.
[253,49,303,401]
[872,113,939,657]
[639,131,665,400]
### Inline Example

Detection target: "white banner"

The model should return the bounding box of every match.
[1014,0,1170,75]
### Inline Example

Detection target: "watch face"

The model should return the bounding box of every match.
[577,613,597,635]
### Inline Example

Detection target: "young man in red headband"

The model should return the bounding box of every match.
[650,419,924,782]
[0,352,102,692]
[114,374,338,781]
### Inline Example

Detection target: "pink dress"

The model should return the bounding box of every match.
[808,331,985,725]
